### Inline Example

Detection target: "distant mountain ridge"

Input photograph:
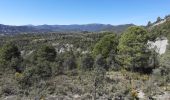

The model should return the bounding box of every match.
[0,24,134,35]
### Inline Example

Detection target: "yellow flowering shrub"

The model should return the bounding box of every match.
[15,72,23,80]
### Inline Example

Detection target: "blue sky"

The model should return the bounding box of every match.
[0,0,170,25]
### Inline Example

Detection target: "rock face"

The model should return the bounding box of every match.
[137,90,145,99]
[152,19,167,27]
[148,37,168,55]
[153,92,170,100]
[3,96,18,100]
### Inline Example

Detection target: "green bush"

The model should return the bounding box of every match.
[94,54,107,70]
[18,61,52,88]
[63,53,77,70]
[34,44,56,62]
[0,42,21,72]
[0,43,20,61]
[93,33,118,58]
[81,53,94,71]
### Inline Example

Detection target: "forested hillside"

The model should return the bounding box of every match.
[0,15,170,99]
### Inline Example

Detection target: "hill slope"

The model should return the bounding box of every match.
[148,15,170,41]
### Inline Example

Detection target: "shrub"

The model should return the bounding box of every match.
[81,53,94,71]
[34,44,56,62]
[94,54,107,70]
[63,56,77,70]
[131,89,138,99]
[0,42,21,72]
[0,43,20,61]
[93,33,118,58]
[18,61,52,88]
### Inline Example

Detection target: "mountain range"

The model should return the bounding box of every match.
[0,24,134,35]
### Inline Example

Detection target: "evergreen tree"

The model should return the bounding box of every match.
[156,17,162,23]
[0,42,21,72]
[118,26,151,72]
[93,33,118,58]
[147,21,152,27]
[34,44,56,62]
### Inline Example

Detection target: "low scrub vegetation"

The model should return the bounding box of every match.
[0,24,170,99]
